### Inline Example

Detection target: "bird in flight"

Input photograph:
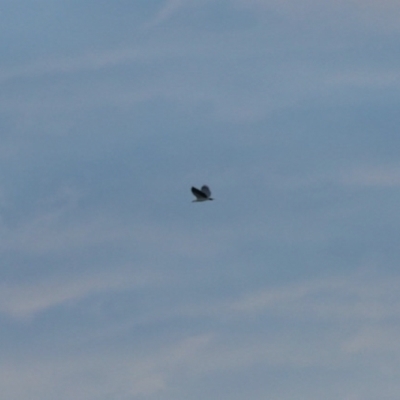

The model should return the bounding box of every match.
[191,185,213,202]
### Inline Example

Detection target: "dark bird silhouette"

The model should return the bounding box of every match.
[191,185,213,202]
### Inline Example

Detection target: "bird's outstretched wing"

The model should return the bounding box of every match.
[201,185,211,197]
[191,186,208,199]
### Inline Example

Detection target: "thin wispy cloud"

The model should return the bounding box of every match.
[144,0,189,28]
[230,271,400,321]
[0,272,137,320]
[340,164,400,187]
[3,274,400,400]
[329,69,400,88]
[0,47,157,84]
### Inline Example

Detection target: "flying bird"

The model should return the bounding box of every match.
[191,185,213,202]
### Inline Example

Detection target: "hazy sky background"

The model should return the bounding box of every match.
[1,1,400,399]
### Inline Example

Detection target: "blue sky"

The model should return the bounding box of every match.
[1,0,400,399]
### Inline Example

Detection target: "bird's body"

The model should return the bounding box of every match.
[191,185,213,202]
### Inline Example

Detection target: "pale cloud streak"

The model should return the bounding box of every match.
[0,47,155,84]
[0,334,214,400]
[230,271,400,322]
[340,164,400,187]
[144,0,189,28]
[0,270,154,320]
